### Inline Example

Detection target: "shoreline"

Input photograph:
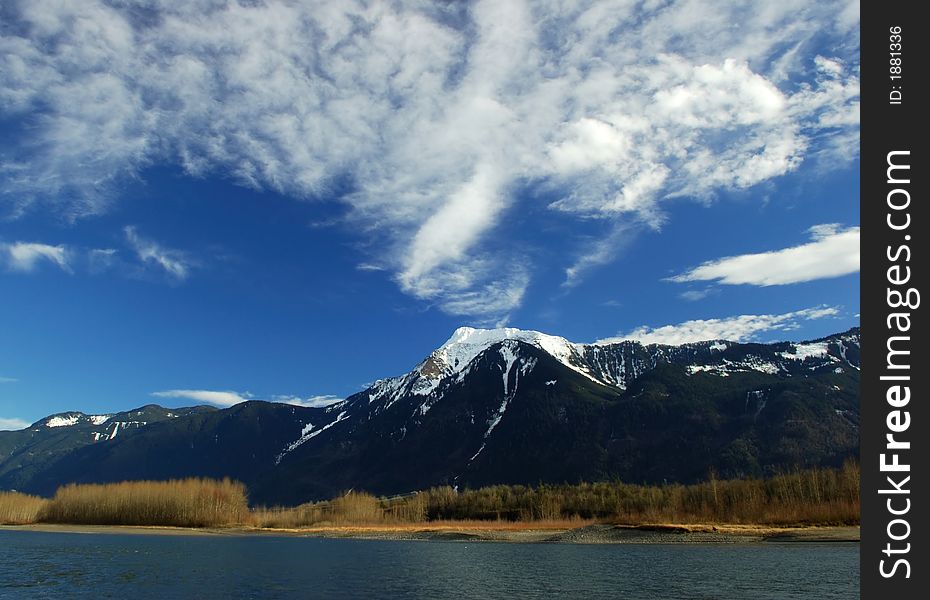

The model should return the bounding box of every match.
[0,522,860,544]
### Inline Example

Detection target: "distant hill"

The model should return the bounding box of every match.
[0,327,859,506]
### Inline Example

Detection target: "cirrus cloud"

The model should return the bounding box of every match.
[124,226,192,280]
[1,242,71,273]
[596,305,840,345]
[0,0,860,319]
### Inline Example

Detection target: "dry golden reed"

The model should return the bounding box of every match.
[253,462,859,528]
[40,478,249,527]
[251,491,390,528]
[2,463,859,528]
[0,491,48,524]
[409,460,860,526]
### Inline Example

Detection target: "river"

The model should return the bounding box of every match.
[0,530,858,599]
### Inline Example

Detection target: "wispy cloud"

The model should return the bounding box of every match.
[679,288,718,302]
[1,234,193,281]
[0,376,18,384]
[151,389,342,409]
[1,242,70,272]
[151,389,252,408]
[0,1,859,318]
[356,263,387,272]
[124,227,191,280]
[669,224,859,286]
[597,305,840,345]
[272,395,344,409]
[0,417,30,431]
[563,223,639,288]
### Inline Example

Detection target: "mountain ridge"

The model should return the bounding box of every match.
[1,326,860,505]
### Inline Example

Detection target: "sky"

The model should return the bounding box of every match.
[0,0,859,429]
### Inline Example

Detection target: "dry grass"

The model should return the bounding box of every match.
[251,464,858,530]
[251,491,382,528]
[412,461,860,526]
[40,478,249,527]
[0,491,48,525]
[1,463,860,529]
[252,491,427,528]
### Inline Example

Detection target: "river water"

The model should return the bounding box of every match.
[0,530,858,599]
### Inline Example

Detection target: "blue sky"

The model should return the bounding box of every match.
[0,0,859,428]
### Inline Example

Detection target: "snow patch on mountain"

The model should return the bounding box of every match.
[499,342,519,397]
[468,342,538,465]
[368,375,409,408]
[780,341,829,360]
[46,415,80,428]
[275,412,348,465]
[687,357,781,376]
[687,365,730,377]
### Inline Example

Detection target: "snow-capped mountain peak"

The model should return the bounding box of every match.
[364,326,597,407]
[421,326,584,379]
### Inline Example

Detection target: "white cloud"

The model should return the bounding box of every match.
[152,389,252,408]
[2,242,70,272]
[0,239,165,279]
[356,263,387,272]
[0,376,18,384]
[152,389,343,409]
[427,264,530,322]
[597,306,840,345]
[1,1,860,318]
[124,226,191,280]
[87,248,119,273]
[679,288,716,302]
[0,417,30,431]
[670,224,859,286]
[273,395,344,409]
[563,223,639,288]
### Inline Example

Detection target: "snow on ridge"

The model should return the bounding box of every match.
[89,420,147,442]
[436,327,579,371]
[435,327,579,372]
[687,365,730,377]
[369,326,859,404]
[423,326,599,385]
[275,411,348,465]
[45,413,118,428]
[687,356,781,377]
[46,415,81,428]
[368,375,409,406]
[780,341,830,361]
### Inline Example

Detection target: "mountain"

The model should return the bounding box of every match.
[0,405,215,492]
[0,327,860,505]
